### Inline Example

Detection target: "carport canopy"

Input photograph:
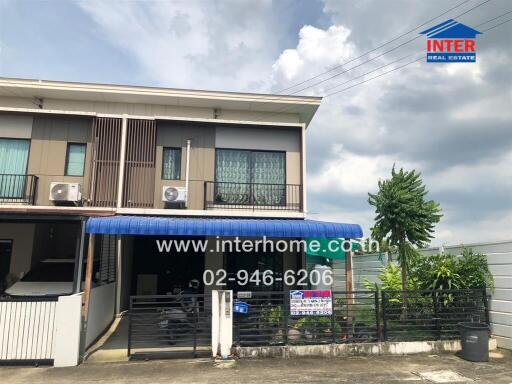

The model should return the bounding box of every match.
[85,216,363,238]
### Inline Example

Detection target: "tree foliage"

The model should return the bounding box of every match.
[365,248,494,292]
[368,167,442,293]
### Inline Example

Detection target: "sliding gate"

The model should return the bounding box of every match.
[128,294,212,359]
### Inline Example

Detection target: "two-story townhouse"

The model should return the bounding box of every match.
[0,78,362,364]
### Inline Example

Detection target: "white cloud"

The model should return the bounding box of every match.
[272,25,356,91]
[77,1,279,91]
[308,148,421,195]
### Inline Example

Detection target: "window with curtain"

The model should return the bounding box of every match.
[0,138,30,198]
[162,147,181,180]
[65,143,86,176]
[215,149,286,206]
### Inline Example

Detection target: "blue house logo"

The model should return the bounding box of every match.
[420,19,482,63]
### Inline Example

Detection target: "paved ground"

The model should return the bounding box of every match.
[1,350,512,384]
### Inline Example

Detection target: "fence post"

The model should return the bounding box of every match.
[433,291,441,340]
[482,288,490,325]
[193,303,198,358]
[284,291,289,345]
[381,290,388,342]
[374,285,381,342]
[331,291,336,343]
[127,297,132,358]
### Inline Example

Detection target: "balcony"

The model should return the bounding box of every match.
[0,174,38,205]
[204,182,302,212]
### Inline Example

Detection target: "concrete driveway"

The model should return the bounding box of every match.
[1,350,512,384]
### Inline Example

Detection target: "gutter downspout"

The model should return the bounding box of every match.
[185,139,191,208]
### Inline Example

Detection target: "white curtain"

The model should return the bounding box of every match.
[0,139,30,198]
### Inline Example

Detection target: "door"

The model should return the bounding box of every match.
[0,139,30,198]
[0,240,13,293]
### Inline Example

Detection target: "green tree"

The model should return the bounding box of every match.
[368,167,442,296]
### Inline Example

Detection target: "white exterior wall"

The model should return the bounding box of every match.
[341,241,512,350]
[85,283,116,348]
[53,294,82,367]
[332,253,388,292]
[422,241,512,350]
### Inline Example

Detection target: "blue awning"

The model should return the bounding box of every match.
[85,216,363,238]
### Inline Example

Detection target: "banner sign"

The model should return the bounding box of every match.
[289,289,332,316]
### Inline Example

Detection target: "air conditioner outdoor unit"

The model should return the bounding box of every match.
[162,186,187,204]
[49,182,82,202]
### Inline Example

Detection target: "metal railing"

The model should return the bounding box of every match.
[0,174,38,205]
[233,291,379,346]
[128,294,212,359]
[0,296,58,364]
[204,181,303,211]
[233,289,488,347]
[381,289,489,341]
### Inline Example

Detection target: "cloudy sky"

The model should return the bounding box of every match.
[0,0,511,246]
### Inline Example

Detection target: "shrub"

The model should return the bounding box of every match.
[368,247,494,292]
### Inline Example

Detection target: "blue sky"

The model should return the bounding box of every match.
[1,0,511,246]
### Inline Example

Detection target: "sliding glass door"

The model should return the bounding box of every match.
[0,139,30,198]
[215,149,285,206]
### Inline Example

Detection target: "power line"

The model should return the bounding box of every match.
[285,0,493,96]
[276,0,473,94]
[249,8,511,122]
[325,14,512,97]
[242,0,494,123]
[324,56,425,98]
[475,9,512,27]
[480,16,512,31]
[323,53,416,93]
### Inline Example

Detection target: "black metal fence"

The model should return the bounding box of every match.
[381,289,489,342]
[204,182,302,211]
[128,294,212,359]
[233,289,488,347]
[0,174,38,205]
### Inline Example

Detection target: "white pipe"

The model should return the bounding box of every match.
[185,139,191,208]
[116,115,128,208]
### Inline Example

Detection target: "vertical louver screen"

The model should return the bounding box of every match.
[122,119,156,208]
[89,117,122,207]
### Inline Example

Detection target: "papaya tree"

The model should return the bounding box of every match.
[368,167,442,305]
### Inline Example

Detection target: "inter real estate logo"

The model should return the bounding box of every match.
[420,19,482,63]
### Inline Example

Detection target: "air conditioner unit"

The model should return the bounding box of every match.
[162,186,187,204]
[49,182,82,202]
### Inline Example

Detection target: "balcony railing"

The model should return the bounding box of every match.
[0,174,38,205]
[204,181,302,212]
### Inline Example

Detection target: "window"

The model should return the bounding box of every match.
[65,143,86,176]
[215,149,286,206]
[162,147,181,180]
[0,138,30,198]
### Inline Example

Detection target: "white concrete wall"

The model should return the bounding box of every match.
[85,283,116,348]
[332,253,388,292]
[53,294,82,367]
[422,241,512,350]
[343,242,512,350]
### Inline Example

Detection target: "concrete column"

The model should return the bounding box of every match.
[54,294,82,367]
[116,115,128,208]
[212,290,233,359]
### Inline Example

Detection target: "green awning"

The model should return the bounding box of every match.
[305,238,347,260]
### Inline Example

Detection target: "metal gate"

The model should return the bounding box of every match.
[128,294,212,359]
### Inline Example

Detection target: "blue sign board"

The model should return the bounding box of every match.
[234,301,249,314]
